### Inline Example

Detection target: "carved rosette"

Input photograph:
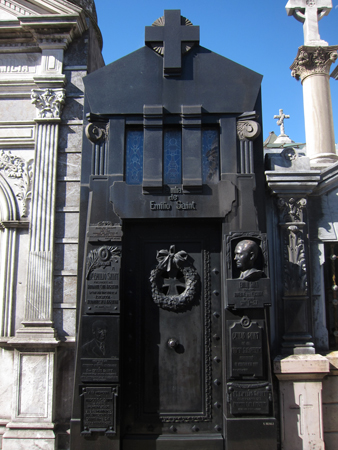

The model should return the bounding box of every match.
[236,120,261,141]
[31,88,66,119]
[290,45,338,82]
[278,197,308,296]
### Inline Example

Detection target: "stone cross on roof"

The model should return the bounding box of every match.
[145,10,200,76]
[285,0,332,46]
[274,109,290,137]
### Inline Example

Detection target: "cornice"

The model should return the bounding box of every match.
[0,1,88,50]
[0,0,83,17]
[265,171,321,195]
[311,161,338,195]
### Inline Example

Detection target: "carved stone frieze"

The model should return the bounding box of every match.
[236,120,261,141]
[31,88,66,119]
[290,45,338,82]
[278,197,308,296]
[0,150,33,217]
[282,224,308,296]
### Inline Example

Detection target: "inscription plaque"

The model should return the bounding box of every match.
[82,386,118,435]
[81,316,119,383]
[228,383,271,415]
[229,317,264,379]
[87,222,123,242]
[85,245,121,314]
[227,279,270,309]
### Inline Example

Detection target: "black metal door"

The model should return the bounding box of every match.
[121,220,223,450]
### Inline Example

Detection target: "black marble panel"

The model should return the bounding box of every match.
[81,386,118,435]
[227,279,271,309]
[81,316,119,383]
[227,383,271,416]
[85,245,121,314]
[228,318,264,379]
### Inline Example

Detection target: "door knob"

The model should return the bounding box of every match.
[167,338,179,349]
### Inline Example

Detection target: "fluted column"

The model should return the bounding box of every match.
[10,88,65,344]
[290,45,338,165]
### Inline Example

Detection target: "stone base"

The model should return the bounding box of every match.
[310,153,338,170]
[2,423,56,450]
[8,323,59,347]
[274,355,329,450]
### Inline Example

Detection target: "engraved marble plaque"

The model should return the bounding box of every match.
[85,246,121,314]
[227,279,270,309]
[81,386,118,435]
[87,222,123,242]
[228,383,271,415]
[229,318,264,379]
[81,316,119,383]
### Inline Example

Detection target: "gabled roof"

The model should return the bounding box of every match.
[84,45,263,115]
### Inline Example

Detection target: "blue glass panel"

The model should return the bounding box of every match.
[126,130,144,185]
[202,129,219,184]
[164,129,182,184]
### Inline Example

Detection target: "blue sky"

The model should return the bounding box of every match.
[94,0,338,145]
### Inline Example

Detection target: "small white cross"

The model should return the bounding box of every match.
[285,0,332,46]
[274,109,290,136]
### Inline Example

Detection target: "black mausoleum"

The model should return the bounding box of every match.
[71,10,277,450]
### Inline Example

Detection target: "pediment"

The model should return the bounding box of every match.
[0,0,82,22]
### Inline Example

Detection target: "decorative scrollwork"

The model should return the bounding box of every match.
[85,123,106,143]
[150,245,200,312]
[0,150,33,217]
[86,246,121,279]
[237,120,261,141]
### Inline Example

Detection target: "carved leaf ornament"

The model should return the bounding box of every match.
[150,245,200,312]
[0,150,33,217]
[86,246,121,279]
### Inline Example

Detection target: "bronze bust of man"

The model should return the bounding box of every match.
[234,239,263,281]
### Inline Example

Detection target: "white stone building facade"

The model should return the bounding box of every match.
[0,1,103,448]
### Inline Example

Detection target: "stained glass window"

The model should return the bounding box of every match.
[126,130,144,185]
[202,129,219,184]
[164,129,182,185]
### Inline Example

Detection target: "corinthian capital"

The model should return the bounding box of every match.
[290,45,338,82]
[31,88,66,120]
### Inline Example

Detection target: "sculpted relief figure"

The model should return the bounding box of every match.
[234,240,264,281]
[82,319,108,358]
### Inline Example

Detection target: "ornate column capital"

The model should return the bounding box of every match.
[290,45,338,82]
[236,120,261,141]
[277,196,307,223]
[31,88,66,121]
